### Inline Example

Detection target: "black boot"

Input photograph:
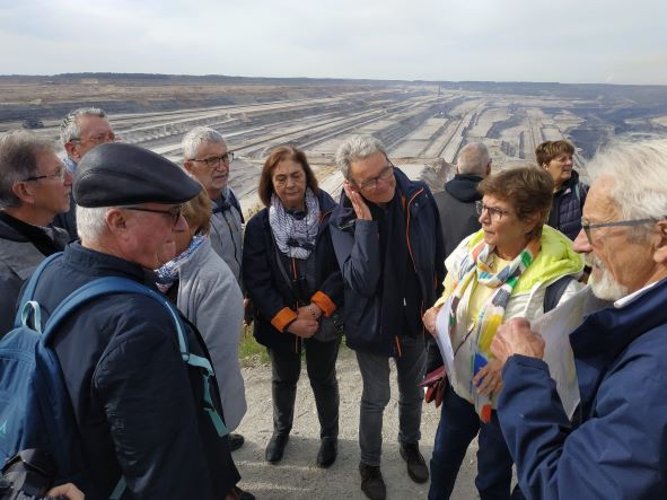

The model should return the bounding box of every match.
[316,437,337,468]
[400,442,429,483]
[359,462,386,500]
[229,433,245,452]
[265,433,289,464]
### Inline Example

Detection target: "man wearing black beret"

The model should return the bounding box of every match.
[27,143,241,499]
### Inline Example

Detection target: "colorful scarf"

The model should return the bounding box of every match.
[155,235,206,292]
[269,188,320,260]
[449,237,541,359]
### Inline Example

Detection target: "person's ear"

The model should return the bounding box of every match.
[653,220,667,264]
[64,141,79,161]
[183,160,194,175]
[105,208,127,233]
[11,181,35,205]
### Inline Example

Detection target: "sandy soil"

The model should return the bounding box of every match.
[233,345,479,499]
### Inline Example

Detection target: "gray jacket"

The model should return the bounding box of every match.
[210,190,244,289]
[176,237,247,430]
[0,217,68,335]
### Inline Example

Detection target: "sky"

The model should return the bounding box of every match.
[1,0,666,85]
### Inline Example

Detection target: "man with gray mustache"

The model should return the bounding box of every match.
[491,138,667,498]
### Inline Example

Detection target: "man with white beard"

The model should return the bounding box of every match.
[491,138,667,498]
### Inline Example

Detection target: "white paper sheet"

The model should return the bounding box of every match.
[531,285,610,418]
[434,298,457,388]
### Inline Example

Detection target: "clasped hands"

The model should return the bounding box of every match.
[286,303,322,338]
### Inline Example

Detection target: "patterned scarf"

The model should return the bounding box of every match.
[449,237,541,360]
[269,188,320,260]
[155,235,206,292]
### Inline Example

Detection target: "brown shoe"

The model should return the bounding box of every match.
[359,462,386,500]
[400,442,429,483]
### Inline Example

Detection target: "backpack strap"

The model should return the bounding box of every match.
[14,252,63,328]
[544,275,575,312]
[42,277,226,429]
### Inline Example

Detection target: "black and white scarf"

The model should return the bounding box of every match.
[269,188,319,259]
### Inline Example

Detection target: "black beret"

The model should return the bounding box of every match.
[74,143,201,207]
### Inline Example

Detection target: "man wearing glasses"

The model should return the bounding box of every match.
[0,130,71,335]
[182,126,243,286]
[25,143,241,498]
[492,138,667,497]
[181,126,247,454]
[330,135,445,500]
[55,107,116,241]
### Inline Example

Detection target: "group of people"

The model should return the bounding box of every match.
[0,105,665,500]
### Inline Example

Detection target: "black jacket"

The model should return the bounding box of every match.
[243,190,343,349]
[29,243,239,499]
[433,174,483,260]
[0,213,68,335]
[547,170,588,241]
[330,168,445,356]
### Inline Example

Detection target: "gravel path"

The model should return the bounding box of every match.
[233,345,480,499]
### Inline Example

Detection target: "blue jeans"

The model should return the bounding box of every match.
[356,335,426,466]
[428,385,524,500]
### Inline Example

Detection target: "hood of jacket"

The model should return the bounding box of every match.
[462,225,584,293]
[444,174,484,203]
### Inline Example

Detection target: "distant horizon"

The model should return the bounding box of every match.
[1,72,666,88]
[2,0,665,86]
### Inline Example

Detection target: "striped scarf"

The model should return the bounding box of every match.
[449,238,540,362]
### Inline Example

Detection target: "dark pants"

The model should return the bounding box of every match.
[428,386,524,500]
[268,337,340,438]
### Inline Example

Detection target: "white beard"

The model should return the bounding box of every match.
[587,254,628,301]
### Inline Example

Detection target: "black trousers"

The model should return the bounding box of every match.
[268,337,340,438]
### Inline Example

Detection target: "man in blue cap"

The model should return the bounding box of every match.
[27,143,241,499]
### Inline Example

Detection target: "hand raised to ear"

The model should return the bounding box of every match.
[343,181,372,221]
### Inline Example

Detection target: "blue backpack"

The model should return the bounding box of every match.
[0,253,227,494]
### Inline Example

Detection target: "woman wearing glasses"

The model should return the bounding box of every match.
[153,188,252,499]
[243,145,343,468]
[422,166,584,500]
[536,140,589,240]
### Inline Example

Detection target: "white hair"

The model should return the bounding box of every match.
[335,135,387,179]
[456,142,490,175]
[76,206,111,242]
[60,107,107,146]
[181,126,226,161]
[586,138,667,224]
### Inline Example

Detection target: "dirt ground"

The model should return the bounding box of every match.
[233,345,479,499]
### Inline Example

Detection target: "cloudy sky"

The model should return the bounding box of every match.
[1,0,665,85]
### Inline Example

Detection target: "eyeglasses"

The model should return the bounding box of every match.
[124,205,183,225]
[189,152,234,169]
[475,201,511,221]
[70,132,117,145]
[356,164,394,192]
[581,217,664,244]
[22,165,69,182]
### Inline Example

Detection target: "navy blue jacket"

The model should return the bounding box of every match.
[498,279,667,499]
[330,168,445,356]
[29,243,239,499]
[243,190,343,349]
[547,170,588,241]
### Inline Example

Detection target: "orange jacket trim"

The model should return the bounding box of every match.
[310,291,337,317]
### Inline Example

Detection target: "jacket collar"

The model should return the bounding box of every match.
[572,278,667,362]
[63,241,154,285]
